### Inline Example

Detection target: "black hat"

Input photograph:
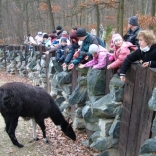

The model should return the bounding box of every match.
[52,30,57,33]
[56,26,62,30]
[43,34,49,39]
[128,16,138,26]
[61,38,67,43]
[76,28,87,37]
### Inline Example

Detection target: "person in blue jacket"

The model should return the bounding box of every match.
[62,31,79,70]
[56,38,69,63]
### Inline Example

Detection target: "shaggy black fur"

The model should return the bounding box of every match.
[0,82,76,148]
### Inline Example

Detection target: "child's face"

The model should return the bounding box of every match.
[92,52,98,58]
[114,39,123,47]
[61,41,67,46]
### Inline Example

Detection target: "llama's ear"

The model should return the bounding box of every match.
[3,95,12,103]
[3,90,14,103]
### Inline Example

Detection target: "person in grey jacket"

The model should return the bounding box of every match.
[123,16,142,48]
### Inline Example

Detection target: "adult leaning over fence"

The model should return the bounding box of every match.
[68,28,99,70]
[120,30,156,82]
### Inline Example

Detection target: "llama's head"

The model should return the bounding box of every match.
[61,121,76,141]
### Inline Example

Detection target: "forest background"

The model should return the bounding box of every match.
[0,0,155,45]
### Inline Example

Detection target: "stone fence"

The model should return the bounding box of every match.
[0,44,156,156]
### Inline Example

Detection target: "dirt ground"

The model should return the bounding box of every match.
[0,71,98,156]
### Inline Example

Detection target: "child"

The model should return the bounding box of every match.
[107,33,137,71]
[56,38,69,63]
[79,44,111,69]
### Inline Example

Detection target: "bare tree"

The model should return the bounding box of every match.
[119,0,125,35]
[151,0,156,16]
[47,0,55,30]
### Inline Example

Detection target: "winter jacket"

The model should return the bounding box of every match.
[84,45,111,69]
[120,43,156,75]
[44,39,51,48]
[72,33,98,65]
[64,43,79,64]
[56,44,69,62]
[123,26,141,47]
[109,41,137,69]
[35,35,43,45]
[57,30,64,39]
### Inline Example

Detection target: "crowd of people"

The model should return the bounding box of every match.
[24,15,156,83]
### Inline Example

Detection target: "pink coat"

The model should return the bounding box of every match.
[84,45,111,69]
[109,41,137,69]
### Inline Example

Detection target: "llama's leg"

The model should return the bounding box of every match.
[36,120,48,143]
[4,118,11,133]
[31,118,39,140]
[7,118,24,148]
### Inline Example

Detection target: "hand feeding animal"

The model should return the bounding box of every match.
[0,82,76,148]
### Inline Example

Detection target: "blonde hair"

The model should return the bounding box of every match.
[137,30,156,45]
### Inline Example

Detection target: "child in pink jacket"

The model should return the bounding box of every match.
[79,44,111,69]
[107,33,137,70]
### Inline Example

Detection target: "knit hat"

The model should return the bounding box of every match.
[56,26,62,30]
[61,38,67,43]
[89,44,99,54]
[112,33,123,43]
[43,34,49,39]
[38,32,42,35]
[128,16,138,26]
[61,31,68,38]
[52,30,57,33]
[76,28,87,37]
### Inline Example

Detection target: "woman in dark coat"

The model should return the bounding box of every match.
[62,31,79,70]
[120,30,156,82]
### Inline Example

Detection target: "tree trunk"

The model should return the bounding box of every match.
[47,0,55,30]
[95,4,100,37]
[119,0,125,36]
[117,0,120,33]
[0,0,2,39]
[151,0,156,16]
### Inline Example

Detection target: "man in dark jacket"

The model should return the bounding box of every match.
[68,28,99,70]
[123,16,142,48]
[56,26,64,39]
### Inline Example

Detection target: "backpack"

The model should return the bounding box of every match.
[91,35,105,48]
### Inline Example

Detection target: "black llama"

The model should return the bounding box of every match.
[0,82,76,148]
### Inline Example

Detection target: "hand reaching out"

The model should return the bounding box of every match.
[142,62,149,67]
[107,65,111,69]
[79,64,85,68]
[43,51,49,55]
[120,76,126,82]
[68,63,74,70]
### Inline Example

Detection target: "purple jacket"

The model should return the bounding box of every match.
[84,45,111,69]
